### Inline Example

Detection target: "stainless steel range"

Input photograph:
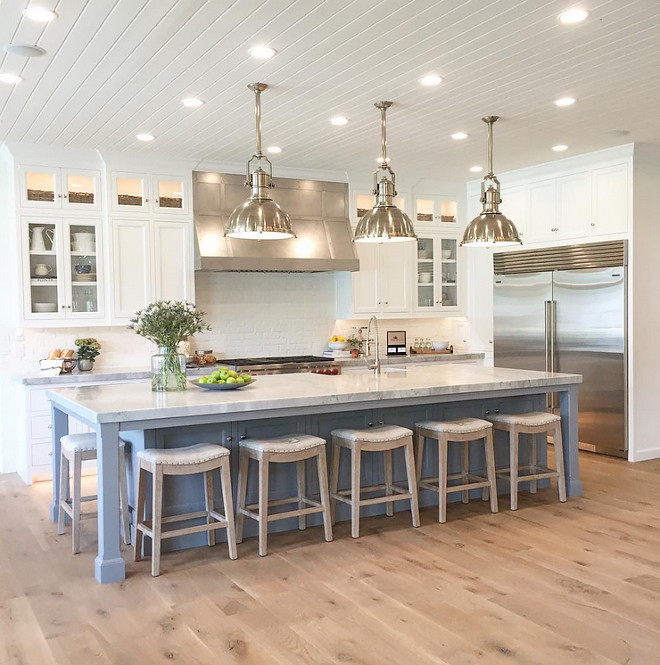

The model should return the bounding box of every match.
[215,356,341,376]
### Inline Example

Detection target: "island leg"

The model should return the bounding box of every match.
[50,404,69,522]
[94,422,126,583]
[558,385,583,497]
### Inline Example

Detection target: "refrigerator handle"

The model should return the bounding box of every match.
[544,301,552,373]
[550,299,557,373]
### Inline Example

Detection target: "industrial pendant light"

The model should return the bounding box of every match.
[353,101,416,243]
[461,116,522,247]
[226,83,295,240]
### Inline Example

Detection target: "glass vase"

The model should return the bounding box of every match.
[151,346,187,392]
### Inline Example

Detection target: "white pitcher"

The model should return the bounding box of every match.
[30,226,55,252]
[73,232,95,253]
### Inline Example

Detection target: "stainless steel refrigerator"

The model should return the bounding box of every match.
[493,241,627,458]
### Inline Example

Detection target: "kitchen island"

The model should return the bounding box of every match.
[47,364,582,583]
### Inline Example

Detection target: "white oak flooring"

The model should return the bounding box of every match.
[1,450,659,665]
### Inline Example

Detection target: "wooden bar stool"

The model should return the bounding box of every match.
[57,432,130,554]
[329,425,420,538]
[134,443,237,576]
[415,418,498,523]
[487,412,567,510]
[236,434,333,557]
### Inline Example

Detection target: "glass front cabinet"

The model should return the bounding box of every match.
[19,166,101,211]
[414,234,460,313]
[22,217,104,322]
[414,196,457,227]
[111,172,189,215]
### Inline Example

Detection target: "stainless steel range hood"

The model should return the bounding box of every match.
[194,171,359,272]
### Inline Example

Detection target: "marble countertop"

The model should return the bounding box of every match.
[47,364,581,425]
[15,352,485,386]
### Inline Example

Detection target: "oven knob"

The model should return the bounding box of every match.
[332,368,339,375]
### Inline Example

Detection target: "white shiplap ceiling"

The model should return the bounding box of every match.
[0,0,659,178]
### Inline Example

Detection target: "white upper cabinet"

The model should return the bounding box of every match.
[556,172,591,240]
[414,196,458,228]
[528,178,557,243]
[152,221,193,302]
[591,163,629,237]
[110,171,190,216]
[18,166,101,211]
[499,185,527,240]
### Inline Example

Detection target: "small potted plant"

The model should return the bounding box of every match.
[347,335,361,358]
[75,338,101,371]
[130,300,210,392]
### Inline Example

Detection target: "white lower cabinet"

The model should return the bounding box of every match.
[111,219,194,321]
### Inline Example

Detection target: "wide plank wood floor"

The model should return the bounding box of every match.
[1,450,660,665]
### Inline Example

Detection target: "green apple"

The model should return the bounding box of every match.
[240,374,252,383]
[198,377,208,384]
[235,378,245,384]
[218,379,226,384]
[226,376,237,384]
[228,370,238,378]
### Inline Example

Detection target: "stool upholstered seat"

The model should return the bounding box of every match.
[488,411,560,427]
[61,432,98,453]
[239,434,325,454]
[137,443,229,466]
[415,418,493,435]
[330,424,412,444]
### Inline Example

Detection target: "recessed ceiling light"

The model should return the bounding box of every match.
[555,97,576,107]
[136,133,155,142]
[451,132,469,140]
[182,97,204,108]
[558,8,590,24]
[469,166,483,173]
[23,7,57,22]
[0,73,23,84]
[267,146,282,154]
[419,74,443,87]
[330,116,348,126]
[552,144,568,152]
[4,44,46,57]
[248,45,276,60]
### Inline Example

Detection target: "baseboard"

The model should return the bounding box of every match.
[629,447,660,462]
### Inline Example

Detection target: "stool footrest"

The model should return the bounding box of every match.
[138,510,230,540]
[332,484,412,508]
[239,503,325,523]
[420,474,491,495]
[496,465,559,481]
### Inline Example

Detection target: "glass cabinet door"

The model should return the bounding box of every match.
[416,237,436,310]
[153,176,187,214]
[440,238,458,306]
[112,172,148,212]
[63,170,100,210]
[21,168,59,208]
[66,221,102,317]
[414,197,458,225]
[438,199,457,224]
[26,220,63,317]
[415,199,435,223]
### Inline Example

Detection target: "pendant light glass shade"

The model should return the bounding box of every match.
[461,116,522,248]
[354,101,416,243]
[226,83,294,240]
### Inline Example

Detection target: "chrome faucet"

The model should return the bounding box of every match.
[364,316,381,375]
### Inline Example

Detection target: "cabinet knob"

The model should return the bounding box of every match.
[379,420,385,425]
[239,434,247,440]
[63,194,68,199]
[47,425,52,429]
[368,422,374,427]
[145,198,149,203]
[590,222,596,227]
[435,300,440,304]
[57,194,62,198]
[551,227,559,232]
[384,301,388,305]
[226,436,233,442]
[60,305,65,310]
[155,199,160,204]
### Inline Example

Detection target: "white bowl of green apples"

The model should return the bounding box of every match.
[191,367,256,390]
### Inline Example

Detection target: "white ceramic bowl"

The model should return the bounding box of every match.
[33,302,57,313]
[419,273,432,283]
[432,340,450,351]
[328,341,349,350]
[441,249,453,259]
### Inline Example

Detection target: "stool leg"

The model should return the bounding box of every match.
[553,423,567,503]
[438,436,448,523]
[350,447,361,539]
[297,459,307,531]
[57,452,69,535]
[119,447,131,546]
[384,449,394,517]
[461,440,470,504]
[329,443,341,525]
[151,467,163,577]
[415,430,425,483]
[236,450,249,544]
[220,459,238,560]
[204,470,216,547]
[484,430,498,514]
[71,452,82,554]
[509,428,519,511]
[529,434,538,494]
[258,455,270,556]
[316,447,333,543]
[404,438,420,528]
[134,466,147,562]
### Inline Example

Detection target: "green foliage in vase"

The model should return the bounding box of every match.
[74,337,102,360]
[129,301,210,351]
